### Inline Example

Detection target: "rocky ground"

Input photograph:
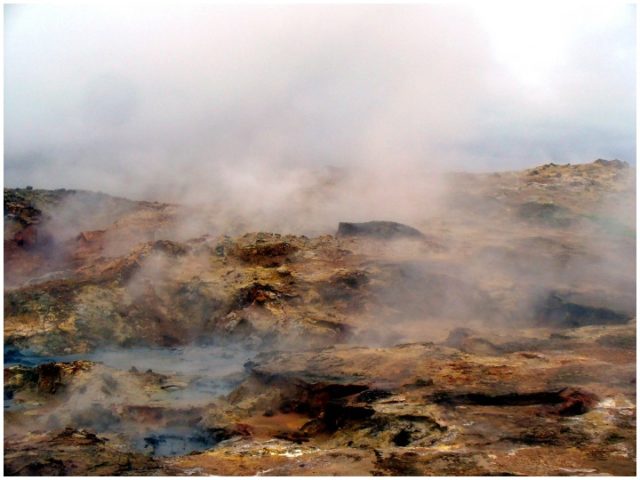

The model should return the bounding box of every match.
[3,159,636,475]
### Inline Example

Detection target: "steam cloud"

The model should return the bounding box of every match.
[3,6,636,467]
[3,4,636,337]
[4,4,636,212]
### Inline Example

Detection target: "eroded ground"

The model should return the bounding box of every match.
[3,160,636,475]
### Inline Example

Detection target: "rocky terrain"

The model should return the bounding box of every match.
[3,159,636,475]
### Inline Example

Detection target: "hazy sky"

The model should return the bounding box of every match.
[4,3,636,199]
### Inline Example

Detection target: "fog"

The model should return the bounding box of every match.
[3,4,636,343]
[3,7,638,471]
[4,3,636,208]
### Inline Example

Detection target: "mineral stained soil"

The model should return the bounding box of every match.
[3,159,636,475]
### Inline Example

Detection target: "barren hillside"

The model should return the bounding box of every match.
[4,159,636,475]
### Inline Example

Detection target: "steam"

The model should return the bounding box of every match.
[5,4,635,205]
[3,5,635,344]
[4,346,253,452]
[3,7,636,467]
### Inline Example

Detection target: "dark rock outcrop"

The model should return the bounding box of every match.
[517,202,573,227]
[594,158,629,169]
[336,221,424,239]
[430,387,598,416]
[535,293,631,328]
